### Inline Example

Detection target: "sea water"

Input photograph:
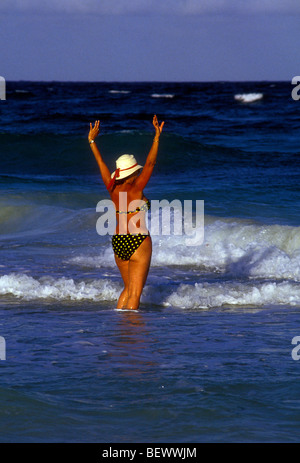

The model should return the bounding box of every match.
[0,81,299,442]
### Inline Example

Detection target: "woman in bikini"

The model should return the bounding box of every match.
[88,115,164,310]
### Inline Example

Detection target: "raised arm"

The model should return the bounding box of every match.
[134,115,164,190]
[88,120,111,189]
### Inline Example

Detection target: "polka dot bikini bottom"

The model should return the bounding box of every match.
[112,234,149,261]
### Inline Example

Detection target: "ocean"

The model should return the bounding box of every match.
[0,81,300,443]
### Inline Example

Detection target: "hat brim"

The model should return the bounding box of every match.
[111,164,143,181]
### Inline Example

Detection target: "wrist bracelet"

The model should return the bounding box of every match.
[89,139,95,144]
[153,138,160,143]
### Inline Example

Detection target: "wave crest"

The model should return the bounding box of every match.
[0,273,120,301]
[68,217,300,282]
[234,93,263,103]
[162,280,300,309]
[1,272,299,309]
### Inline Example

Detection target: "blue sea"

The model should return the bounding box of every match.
[0,81,300,443]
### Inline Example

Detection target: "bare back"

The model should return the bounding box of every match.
[109,176,149,235]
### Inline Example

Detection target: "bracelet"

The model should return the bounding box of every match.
[153,137,160,143]
[89,139,95,144]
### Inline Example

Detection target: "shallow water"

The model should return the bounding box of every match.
[1,301,300,443]
[0,81,299,442]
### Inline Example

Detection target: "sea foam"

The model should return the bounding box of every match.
[161,280,300,309]
[0,273,120,302]
[234,93,263,103]
[151,93,175,98]
[68,218,300,282]
[109,90,131,94]
[1,272,299,309]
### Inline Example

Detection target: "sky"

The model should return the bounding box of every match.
[0,0,300,81]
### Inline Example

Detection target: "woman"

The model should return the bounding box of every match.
[88,115,164,310]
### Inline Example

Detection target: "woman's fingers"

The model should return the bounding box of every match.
[153,115,164,134]
[153,115,161,128]
[89,121,100,141]
[89,121,100,132]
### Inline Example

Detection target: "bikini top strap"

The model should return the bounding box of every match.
[116,197,150,214]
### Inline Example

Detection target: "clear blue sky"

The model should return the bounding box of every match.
[1,0,299,81]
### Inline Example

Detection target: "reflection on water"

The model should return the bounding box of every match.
[107,310,159,380]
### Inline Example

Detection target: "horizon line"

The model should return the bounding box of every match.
[5,79,292,84]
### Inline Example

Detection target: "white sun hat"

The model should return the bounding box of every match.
[108,154,143,189]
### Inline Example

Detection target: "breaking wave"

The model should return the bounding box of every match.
[68,217,300,282]
[0,272,299,309]
[234,93,263,103]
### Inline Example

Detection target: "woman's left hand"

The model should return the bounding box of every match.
[88,120,100,142]
[153,115,164,137]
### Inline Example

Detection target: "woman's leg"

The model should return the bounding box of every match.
[126,236,152,310]
[114,256,129,308]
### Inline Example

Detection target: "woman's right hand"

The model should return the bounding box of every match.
[88,120,100,142]
[153,115,164,138]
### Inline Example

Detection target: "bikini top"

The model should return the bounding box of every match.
[116,199,151,215]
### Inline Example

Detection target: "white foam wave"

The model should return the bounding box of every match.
[151,93,175,99]
[1,272,299,309]
[69,218,300,282]
[152,219,300,280]
[0,273,120,302]
[161,281,300,309]
[234,93,263,103]
[109,90,130,94]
